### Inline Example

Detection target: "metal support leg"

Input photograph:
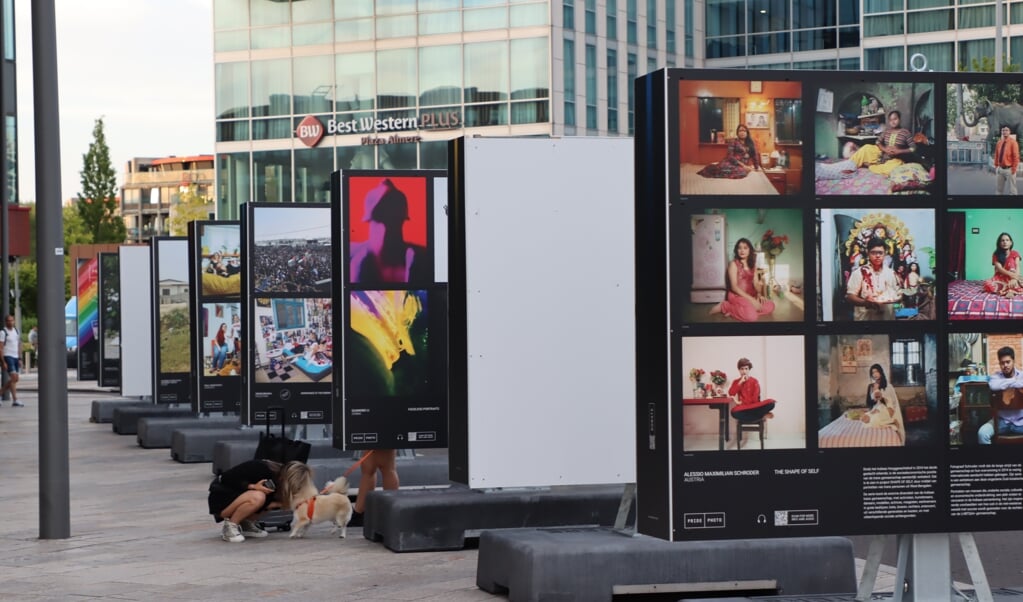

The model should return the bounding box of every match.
[614,482,636,531]
[856,535,887,601]
[893,533,949,602]
[957,533,993,602]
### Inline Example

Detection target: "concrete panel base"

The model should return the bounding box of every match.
[363,484,629,552]
[90,399,148,424]
[169,428,261,463]
[112,406,195,435]
[475,527,857,602]
[137,415,241,449]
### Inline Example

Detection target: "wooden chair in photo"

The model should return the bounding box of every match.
[990,388,1023,444]
[735,416,767,450]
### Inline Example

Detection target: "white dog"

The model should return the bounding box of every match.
[289,476,353,539]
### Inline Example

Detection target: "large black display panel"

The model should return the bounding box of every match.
[242,203,333,425]
[636,68,1023,542]
[332,170,448,450]
[97,252,121,388]
[151,237,192,405]
[189,221,242,413]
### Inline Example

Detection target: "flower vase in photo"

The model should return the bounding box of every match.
[767,255,777,299]
[693,384,704,398]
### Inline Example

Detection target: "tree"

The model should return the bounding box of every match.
[167,184,213,236]
[76,117,126,244]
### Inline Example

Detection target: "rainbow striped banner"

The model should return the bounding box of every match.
[77,257,98,346]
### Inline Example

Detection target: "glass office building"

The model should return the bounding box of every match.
[1,0,15,208]
[212,0,682,218]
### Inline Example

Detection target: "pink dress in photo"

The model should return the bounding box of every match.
[983,250,1023,294]
[719,260,775,322]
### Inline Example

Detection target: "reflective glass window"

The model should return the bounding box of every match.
[511,100,550,124]
[794,28,836,50]
[564,38,576,126]
[706,0,745,36]
[666,0,676,53]
[908,10,953,33]
[959,6,994,28]
[217,152,251,220]
[586,0,597,33]
[465,0,504,6]
[250,0,289,26]
[607,0,618,39]
[378,0,416,12]
[794,3,836,29]
[252,118,291,140]
[908,0,951,8]
[960,38,996,69]
[907,41,953,71]
[336,19,374,42]
[627,0,637,43]
[420,45,462,106]
[215,0,248,29]
[864,46,903,70]
[294,146,334,204]
[838,26,860,47]
[420,11,462,35]
[464,103,509,127]
[216,62,250,119]
[465,41,509,103]
[253,149,292,203]
[216,30,249,52]
[864,14,904,36]
[864,0,903,13]
[377,48,418,109]
[607,48,619,133]
[647,0,657,48]
[336,0,374,19]
[792,58,837,69]
[378,144,418,169]
[251,58,291,117]
[839,57,861,70]
[750,0,789,33]
[293,23,332,46]
[512,4,549,27]
[336,52,375,112]
[419,0,460,10]
[705,36,745,58]
[586,43,597,129]
[292,0,332,22]
[627,51,636,134]
[751,32,790,54]
[293,55,334,115]
[216,121,249,142]
[419,140,449,170]
[4,115,15,205]
[378,15,417,38]
[564,0,575,29]
[465,7,509,31]
[252,26,290,49]
[3,0,13,59]
[840,0,859,24]
[339,146,376,170]
[510,37,549,99]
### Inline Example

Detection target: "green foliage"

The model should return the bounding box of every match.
[948,57,1023,136]
[76,118,126,244]
[168,184,214,236]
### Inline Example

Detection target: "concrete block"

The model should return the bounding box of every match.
[475,527,857,602]
[137,415,241,449]
[169,427,261,463]
[90,399,148,423]
[363,484,628,552]
[111,406,195,435]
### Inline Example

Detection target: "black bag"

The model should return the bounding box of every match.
[254,406,311,464]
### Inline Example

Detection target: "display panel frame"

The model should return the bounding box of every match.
[97,252,121,388]
[150,237,192,405]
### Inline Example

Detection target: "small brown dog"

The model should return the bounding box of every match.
[289,476,353,539]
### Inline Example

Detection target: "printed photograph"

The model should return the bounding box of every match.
[202,302,241,377]
[814,81,936,195]
[948,209,1023,320]
[818,208,936,321]
[157,239,191,374]
[347,176,432,285]
[347,290,430,397]
[817,334,938,448]
[678,79,803,196]
[253,297,332,384]
[199,223,241,298]
[100,254,120,361]
[680,335,806,452]
[947,82,1023,196]
[683,208,804,323]
[948,332,1023,446]
[252,206,332,294]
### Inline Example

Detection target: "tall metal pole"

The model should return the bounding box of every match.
[32,0,70,539]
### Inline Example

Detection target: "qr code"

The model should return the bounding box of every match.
[774,511,788,526]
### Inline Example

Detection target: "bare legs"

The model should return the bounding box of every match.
[354,449,399,514]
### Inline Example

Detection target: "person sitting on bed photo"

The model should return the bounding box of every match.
[728,358,776,422]
[698,124,761,179]
[709,238,775,321]
[859,364,905,441]
[983,232,1023,298]
[848,110,913,176]
[979,346,1023,444]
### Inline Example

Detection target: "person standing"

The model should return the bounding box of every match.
[0,316,23,406]
[28,326,38,370]
[995,126,1020,195]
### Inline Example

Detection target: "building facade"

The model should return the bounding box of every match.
[212,0,682,218]
[120,155,215,243]
[2,0,15,208]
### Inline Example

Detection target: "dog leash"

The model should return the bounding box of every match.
[318,450,376,494]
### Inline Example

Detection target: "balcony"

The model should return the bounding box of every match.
[123,168,214,187]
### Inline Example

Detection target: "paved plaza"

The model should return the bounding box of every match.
[0,369,1011,600]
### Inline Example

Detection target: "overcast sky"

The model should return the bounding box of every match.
[14,0,214,203]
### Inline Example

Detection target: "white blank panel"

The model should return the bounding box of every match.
[119,246,153,397]
[462,137,636,488]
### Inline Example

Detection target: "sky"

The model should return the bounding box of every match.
[14,0,214,204]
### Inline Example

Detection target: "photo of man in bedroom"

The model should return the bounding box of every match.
[682,208,803,323]
[817,334,938,449]
[814,81,936,196]
[681,335,805,452]
[947,209,1023,321]
[948,332,1023,446]
[818,208,936,322]
[678,79,803,196]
